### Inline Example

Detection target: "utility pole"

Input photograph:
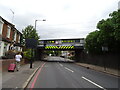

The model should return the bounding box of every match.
[10,9,14,23]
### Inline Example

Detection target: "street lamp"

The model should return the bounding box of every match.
[29,19,46,68]
[35,19,46,30]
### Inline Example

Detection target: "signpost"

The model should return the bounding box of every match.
[102,46,108,71]
[25,38,37,68]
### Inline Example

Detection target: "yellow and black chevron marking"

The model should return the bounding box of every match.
[45,46,74,49]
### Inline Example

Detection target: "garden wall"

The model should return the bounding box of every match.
[0,59,29,72]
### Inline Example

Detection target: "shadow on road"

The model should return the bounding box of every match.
[41,59,75,63]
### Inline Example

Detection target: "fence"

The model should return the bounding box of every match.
[80,52,119,70]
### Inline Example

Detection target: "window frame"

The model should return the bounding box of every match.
[14,31,16,41]
[6,25,11,38]
[0,19,4,35]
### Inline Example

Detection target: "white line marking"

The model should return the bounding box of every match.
[59,64,63,67]
[82,76,106,90]
[65,67,74,72]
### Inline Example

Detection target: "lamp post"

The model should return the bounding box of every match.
[30,19,46,68]
[35,19,46,30]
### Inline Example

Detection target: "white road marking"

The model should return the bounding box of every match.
[65,67,74,72]
[59,64,63,67]
[82,76,106,90]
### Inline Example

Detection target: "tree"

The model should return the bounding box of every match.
[22,25,40,62]
[97,18,115,52]
[97,10,120,52]
[85,30,102,54]
[22,25,40,45]
[109,10,120,41]
[85,9,120,54]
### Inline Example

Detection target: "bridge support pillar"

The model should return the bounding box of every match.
[75,50,82,62]
[35,49,44,60]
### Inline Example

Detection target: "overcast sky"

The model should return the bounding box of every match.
[0,0,119,40]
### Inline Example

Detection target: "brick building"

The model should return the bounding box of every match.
[0,16,22,58]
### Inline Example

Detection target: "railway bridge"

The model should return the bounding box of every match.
[36,38,85,62]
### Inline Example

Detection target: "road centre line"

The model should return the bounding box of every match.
[82,76,106,90]
[65,67,74,72]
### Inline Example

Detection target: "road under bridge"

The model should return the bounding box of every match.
[35,38,85,62]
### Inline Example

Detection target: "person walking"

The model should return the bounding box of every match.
[15,52,22,71]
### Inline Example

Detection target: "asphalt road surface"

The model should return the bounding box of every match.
[27,56,119,89]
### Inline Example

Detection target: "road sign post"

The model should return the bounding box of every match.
[102,46,108,71]
[25,38,37,68]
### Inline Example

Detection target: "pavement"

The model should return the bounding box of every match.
[1,57,119,89]
[2,61,43,89]
[76,63,120,77]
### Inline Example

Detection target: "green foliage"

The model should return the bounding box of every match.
[23,49,32,60]
[22,25,40,45]
[110,10,120,41]
[45,51,54,55]
[85,9,120,54]
[21,25,40,60]
[54,51,61,56]
[85,30,102,54]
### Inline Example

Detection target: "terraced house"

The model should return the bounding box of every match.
[0,16,22,58]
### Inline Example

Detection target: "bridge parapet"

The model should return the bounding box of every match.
[38,38,85,50]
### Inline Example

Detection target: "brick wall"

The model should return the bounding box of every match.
[16,32,19,43]
[2,24,7,38]
[0,59,29,72]
[1,59,15,72]
[9,28,14,41]
[2,23,12,42]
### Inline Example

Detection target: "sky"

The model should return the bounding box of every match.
[0,0,119,40]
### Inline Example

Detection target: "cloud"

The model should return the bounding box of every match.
[118,1,120,9]
[0,0,119,39]
[14,12,46,31]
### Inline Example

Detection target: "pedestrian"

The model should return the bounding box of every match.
[15,52,22,71]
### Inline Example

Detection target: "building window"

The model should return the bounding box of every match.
[0,41,2,56]
[0,23,2,34]
[6,25,11,38]
[0,41,4,57]
[3,43,8,55]
[18,34,20,43]
[0,19,4,35]
[14,31,16,41]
